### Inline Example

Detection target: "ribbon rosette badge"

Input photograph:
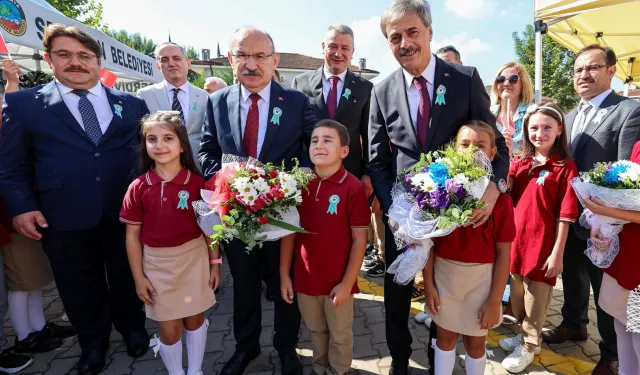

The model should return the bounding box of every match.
[536,170,549,185]
[593,108,608,124]
[271,107,282,125]
[435,85,446,105]
[327,194,340,214]
[343,88,351,100]
[113,104,123,118]
[177,190,190,209]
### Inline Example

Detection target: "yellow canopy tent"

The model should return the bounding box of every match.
[533,0,640,101]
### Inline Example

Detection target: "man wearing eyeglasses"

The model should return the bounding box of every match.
[435,45,462,65]
[138,42,208,162]
[0,24,149,375]
[199,27,315,375]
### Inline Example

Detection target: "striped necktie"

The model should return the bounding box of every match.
[171,88,184,121]
[243,93,261,158]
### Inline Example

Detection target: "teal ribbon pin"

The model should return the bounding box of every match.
[343,88,351,100]
[113,104,123,118]
[536,170,549,185]
[271,107,282,125]
[177,190,189,209]
[191,101,198,112]
[327,195,340,215]
[435,85,446,105]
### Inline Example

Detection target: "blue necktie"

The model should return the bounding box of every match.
[72,89,103,145]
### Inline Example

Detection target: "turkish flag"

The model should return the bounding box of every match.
[0,32,9,56]
[99,67,118,88]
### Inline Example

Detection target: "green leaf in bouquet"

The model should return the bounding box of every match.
[229,209,238,216]
[213,224,227,231]
[221,215,231,222]
[267,217,313,234]
[451,207,460,219]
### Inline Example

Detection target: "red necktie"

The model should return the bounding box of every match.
[327,76,339,119]
[243,93,260,158]
[413,76,431,150]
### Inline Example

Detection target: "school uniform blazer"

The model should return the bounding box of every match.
[0,81,149,230]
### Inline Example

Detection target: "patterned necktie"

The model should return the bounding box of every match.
[327,76,339,119]
[243,93,261,158]
[571,102,593,150]
[413,76,431,150]
[72,89,103,145]
[171,88,184,121]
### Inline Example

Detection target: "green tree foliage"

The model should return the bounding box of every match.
[513,24,579,109]
[212,68,234,86]
[107,29,157,57]
[48,0,107,32]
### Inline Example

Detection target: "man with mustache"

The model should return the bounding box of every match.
[368,1,509,374]
[138,42,208,163]
[199,27,316,375]
[0,24,149,375]
[541,45,640,375]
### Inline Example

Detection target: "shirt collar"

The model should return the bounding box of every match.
[165,81,190,94]
[145,167,192,186]
[56,79,104,97]
[583,88,612,110]
[322,66,348,83]
[240,81,272,105]
[313,165,348,184]
[403,54,436,90]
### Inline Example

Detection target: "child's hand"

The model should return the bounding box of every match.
[542,252,563,278]
[280,276,294,304]
[2,60,20,84]
[590,228,612,252]
[135,277,156,306]
[424,284,440,316]
[329,282,350,307]
[209,264,221,291]
[478,300,501,329]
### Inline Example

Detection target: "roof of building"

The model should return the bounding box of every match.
[617,88,640,97]
[191,52,380,74]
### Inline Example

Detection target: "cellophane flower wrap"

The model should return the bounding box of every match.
[386,145,492,285]
[571,160,640,268]
[192,155,314,251]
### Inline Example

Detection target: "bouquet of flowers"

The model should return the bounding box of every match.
[192,155,314,251]
[386,145,492,285]
[571,160,640,268]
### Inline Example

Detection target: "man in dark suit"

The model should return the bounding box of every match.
[199,28,316,375]
[541,45,640,375]
[0,25,149,375]
[368,1,509,374]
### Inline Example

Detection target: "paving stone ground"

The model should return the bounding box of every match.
[7,263,601,375]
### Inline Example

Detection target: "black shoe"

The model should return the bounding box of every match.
[592,358,619,375]
[366,262,386,278]
[365,244,375,256]
[69,349,105,375]
[364,252,377,262]
[43,322,76,339]
[363,257,380,270]
[411,285,424,302]
[13,329,63,353]
[279,350,302,375]
[266,291,276,302]
[541,326,588,344]
[220,349,260,375]
[389,361,409,375]
[0,350,33,373]
[124,331,149,358]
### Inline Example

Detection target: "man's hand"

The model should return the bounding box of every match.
[12,211,48,240]
[361,175,374,197]
[467,182,500,228]
[329,282,350,307]
[2,60,20,84]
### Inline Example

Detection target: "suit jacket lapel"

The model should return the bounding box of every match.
[565,108,577,139]
[100,86,125,145]
[391,68,421,152]
[227,84,245,155]
[188,84,203,121]
[310,68,329,118]
[39,81,91,142]
[259,82,282,160]
[426,58,448,151]
[574,92,621,155]
[153,81,170,110]
[334,70,354,120]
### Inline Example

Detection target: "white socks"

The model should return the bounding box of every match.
[434,345,456,375]
[186,320,208,375]
[464,351,487,375]
[8,290,47,341]
[159,339,185,375]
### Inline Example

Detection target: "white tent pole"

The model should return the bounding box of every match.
[534,21,544,104]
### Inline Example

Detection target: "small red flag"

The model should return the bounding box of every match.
[99,67,118,88]
[0,32,10,56]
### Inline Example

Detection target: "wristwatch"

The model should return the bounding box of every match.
[497,178,508,194]
[210,257,222,265]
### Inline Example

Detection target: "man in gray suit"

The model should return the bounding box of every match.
[368,1,509,374]
[542,45,640,375]
[138,42,208,161]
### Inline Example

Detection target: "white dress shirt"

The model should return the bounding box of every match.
[166,81,191,123]
[322,66,347,108]
[56,80,113,134]
[403,55,436,128]
[240,81,272,157]
[572,88,613,140]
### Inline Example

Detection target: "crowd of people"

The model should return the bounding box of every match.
[0,1,639,375]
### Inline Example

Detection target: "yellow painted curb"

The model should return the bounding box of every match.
[356,276,596,375]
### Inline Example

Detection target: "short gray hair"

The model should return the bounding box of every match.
[229,28,276,54]
[380,0,432,39]
[325,24,355,46]
[154,42,188,60]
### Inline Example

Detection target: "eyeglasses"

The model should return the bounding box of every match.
[573,64,608,77]
[50,51,97,63]
[230,52,275,63]
[495,75,520,84]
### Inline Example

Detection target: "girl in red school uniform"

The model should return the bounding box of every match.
[120,111,220,375]
[499,101,578,373]
[424,120,515,375]
[584,141,640,375]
